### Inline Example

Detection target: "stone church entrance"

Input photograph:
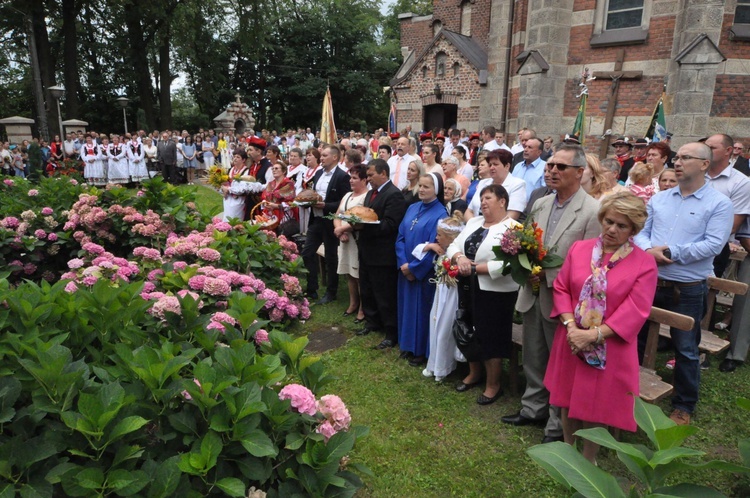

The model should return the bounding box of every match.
[423,104,458,133]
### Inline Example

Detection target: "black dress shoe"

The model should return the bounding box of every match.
[398,351,414,359]
[355,327,372,336]
[500,412,546,426]
[317,294,336,305]
[343,310,355,317]
[353,317,365,324]
[477,390,503,405]
[408,356,426,367]
[374,339,396,350]
[719,358,743,372]
[541,435,564,444]
[455,379,482,392]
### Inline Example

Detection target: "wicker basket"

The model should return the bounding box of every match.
[249,202,280,231]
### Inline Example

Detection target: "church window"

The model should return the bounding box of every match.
[731,0,750,40]
[433,20,442,36]
[453,62,460,77]
[435,52,447,78]
[590,0,651,47]
[605,0,644,30]
[737,0,750,24]
[460,2,472,36]
[422,66,428,79]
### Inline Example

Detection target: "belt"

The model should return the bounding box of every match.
[656,279,704,288]
[656,279,704,305]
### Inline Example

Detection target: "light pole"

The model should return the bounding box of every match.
[48,85,65,139]
[116,97,129,134]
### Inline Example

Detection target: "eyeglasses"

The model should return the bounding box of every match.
[546,162,581,171]
[673,154,708,162]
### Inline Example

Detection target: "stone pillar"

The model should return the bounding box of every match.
[0,116,35,143]
[479,0,513,131]
[515,0,575,140]
[666,1,726,144]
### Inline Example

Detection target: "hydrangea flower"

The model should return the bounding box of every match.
[278,384,317,416]
[254,329,270,345]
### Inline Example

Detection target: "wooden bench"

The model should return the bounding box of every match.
[509,307,693,403]
[656,277,747,356]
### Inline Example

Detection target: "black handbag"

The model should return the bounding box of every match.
[452,273,481,361]
[452,307,474,348]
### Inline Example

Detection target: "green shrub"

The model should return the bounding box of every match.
[0,279,368,497]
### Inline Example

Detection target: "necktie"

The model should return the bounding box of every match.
[369,188,378,205]
[394,157,402,187]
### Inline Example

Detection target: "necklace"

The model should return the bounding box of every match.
[483,214,510,228]
[410,201,433,231]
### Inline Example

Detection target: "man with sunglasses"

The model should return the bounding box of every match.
[635,142,733,425]
[731,141,750,176]
[502,144,600,443]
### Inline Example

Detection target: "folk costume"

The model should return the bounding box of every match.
[127,139,148,183]
[107,141,129,184]
[81,141,103,185]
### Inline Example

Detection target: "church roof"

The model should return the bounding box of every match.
[390,29,488,87]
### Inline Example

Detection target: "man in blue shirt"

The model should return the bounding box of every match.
[635,141,733,425]
[511,138,546,200]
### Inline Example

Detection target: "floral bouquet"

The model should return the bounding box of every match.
[430,255,459,287]
[492,219,564,294]
[207,165,229,190]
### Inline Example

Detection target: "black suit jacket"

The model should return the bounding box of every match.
[311,167,351,219]
[510,151,524,173]
[735,156,750,177]
[618,157,636,183]
[256,157,272,185]
[358,181,407,266]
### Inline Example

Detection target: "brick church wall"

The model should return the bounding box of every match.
[399,15,434,54]
[393,38,484,131]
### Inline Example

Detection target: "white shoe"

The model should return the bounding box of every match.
[435,376,444,382]
[422,368,433,378]
[715,322,729,331]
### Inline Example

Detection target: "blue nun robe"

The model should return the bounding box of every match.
[396,197,448,356]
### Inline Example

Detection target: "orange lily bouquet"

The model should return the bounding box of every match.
[493,219,563,293]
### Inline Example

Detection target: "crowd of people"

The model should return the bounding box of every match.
[5,122,750,463]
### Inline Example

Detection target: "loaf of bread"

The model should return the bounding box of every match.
[295,189,323,203]
[345,206,378,222]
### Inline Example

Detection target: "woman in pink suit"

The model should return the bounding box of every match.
[545,191,657,463]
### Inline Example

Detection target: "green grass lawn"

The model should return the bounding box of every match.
[301,289,750,497]
[194,187,750,497]
[179,183,223,218]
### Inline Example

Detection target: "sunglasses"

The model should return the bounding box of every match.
[546,162,582,171]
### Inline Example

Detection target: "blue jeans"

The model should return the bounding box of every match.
[652,282,707,414]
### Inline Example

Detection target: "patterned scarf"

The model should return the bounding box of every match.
[573,235,633,369]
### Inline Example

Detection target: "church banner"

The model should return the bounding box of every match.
[321,87,337,144]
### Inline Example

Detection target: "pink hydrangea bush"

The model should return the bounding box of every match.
[277,384,352,443]
[61,248,140,288]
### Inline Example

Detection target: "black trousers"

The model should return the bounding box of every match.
[302,217,339,297]
[359,262,399,343]
[161,161,178,184]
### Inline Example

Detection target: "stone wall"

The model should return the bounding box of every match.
[394,37,484,131]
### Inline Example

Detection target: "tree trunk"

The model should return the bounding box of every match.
[123,5,156,130]
[61,0,80,119]
[159,27,172,129]
[30,0,58,138]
